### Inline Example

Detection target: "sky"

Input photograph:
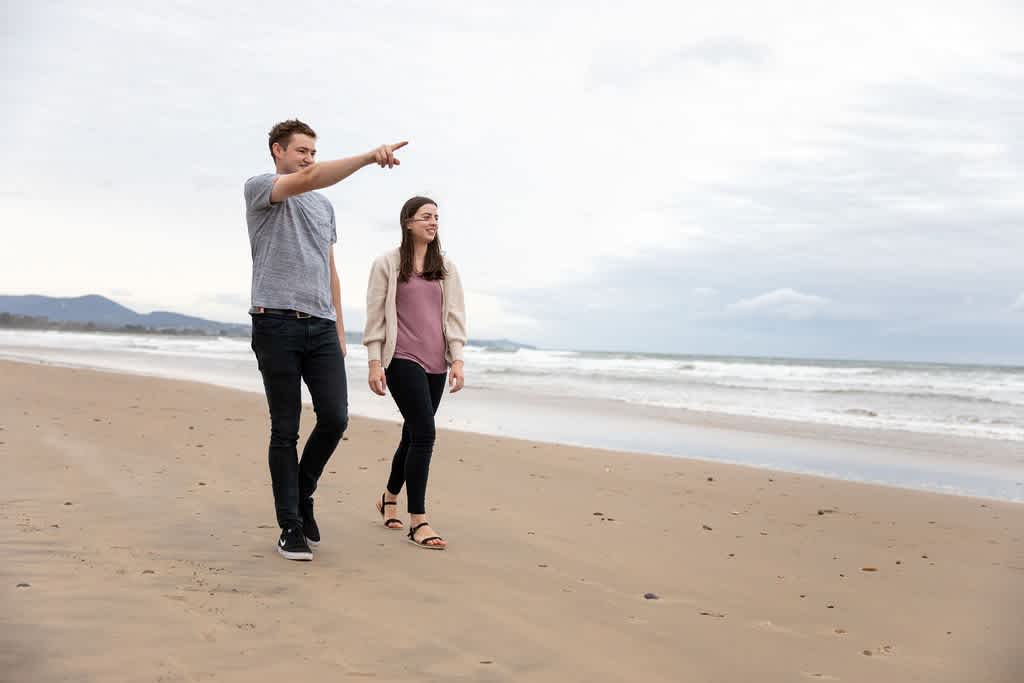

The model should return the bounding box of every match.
[2,1,1023,363]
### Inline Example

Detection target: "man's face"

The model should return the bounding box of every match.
[273,133,317,174]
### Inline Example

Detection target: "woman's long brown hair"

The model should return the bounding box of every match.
[399,196,447,283]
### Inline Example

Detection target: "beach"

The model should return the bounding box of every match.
[3,359,1022,682]
[2,329,1022,503]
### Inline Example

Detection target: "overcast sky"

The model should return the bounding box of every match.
[3,1,1022,363]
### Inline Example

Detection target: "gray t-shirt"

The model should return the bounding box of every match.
[244,173,338,321]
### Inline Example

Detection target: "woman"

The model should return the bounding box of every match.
[363,196,467,550]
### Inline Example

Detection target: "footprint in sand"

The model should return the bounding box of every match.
[753,619,798,636]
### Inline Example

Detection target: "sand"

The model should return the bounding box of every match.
[2,360,1022,682]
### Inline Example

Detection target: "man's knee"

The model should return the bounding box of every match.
[269,423,300,448]
[317,407,348,437]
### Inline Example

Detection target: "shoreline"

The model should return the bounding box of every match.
[1,354,1022,503]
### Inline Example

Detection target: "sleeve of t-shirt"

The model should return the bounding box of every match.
[244,173,277,212]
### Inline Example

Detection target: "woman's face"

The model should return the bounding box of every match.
[406,203,439,244]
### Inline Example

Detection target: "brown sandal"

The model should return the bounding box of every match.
[375,493,403,529]
[407,521,446,550]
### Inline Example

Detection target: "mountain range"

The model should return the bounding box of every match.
[0,294,251,336]
[0,294,534,349]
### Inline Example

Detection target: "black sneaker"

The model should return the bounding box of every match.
[300,497,320,547]
[276,526,313,561]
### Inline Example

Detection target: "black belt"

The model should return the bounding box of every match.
[251,307,313,319]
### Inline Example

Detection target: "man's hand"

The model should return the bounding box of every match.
[336,322,347,357]
[448,360,465,393]
[271,141,409,202]
[368,361,387,396]
[371,141,408,169]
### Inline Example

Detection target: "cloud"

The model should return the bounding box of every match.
[589,36,769,88]
[463,291,540,338]
[206,293,250,307]
[4,2,1024,363]
[673,37,771,67]
[727,288,831,320]
[1012,292,1024,312]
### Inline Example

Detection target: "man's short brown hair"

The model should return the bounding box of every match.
[268,119,317,161]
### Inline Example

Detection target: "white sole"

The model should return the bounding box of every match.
[305,537,320,548]
[277,546,313,561]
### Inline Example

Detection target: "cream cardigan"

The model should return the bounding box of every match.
[363,248,467,368]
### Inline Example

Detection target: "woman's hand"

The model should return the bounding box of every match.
[368,362,387,396]
[448,360,465,393]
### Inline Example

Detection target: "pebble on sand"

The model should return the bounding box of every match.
[17,583,31,588]
[643,592,659,600]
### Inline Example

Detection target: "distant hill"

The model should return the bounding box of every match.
[0,294,537,349]
[0,294,250,336]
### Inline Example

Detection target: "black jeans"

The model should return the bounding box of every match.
[251,314,348,529]
[385,358,446,515]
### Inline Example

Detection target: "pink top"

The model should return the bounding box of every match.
[393,273,447,374]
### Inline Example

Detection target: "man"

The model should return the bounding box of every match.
[244,119,406,561]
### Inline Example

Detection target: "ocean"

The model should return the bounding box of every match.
[2,329,1021,500]
[467,346,1024,442]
